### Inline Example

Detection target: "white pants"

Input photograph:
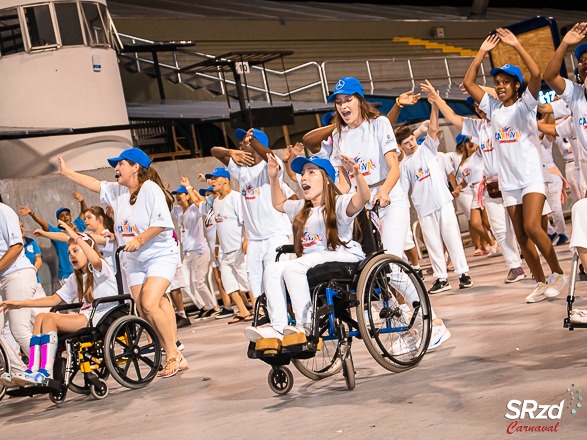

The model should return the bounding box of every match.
[484,192,522,270]
[182,252,217,309]
[570,198,587,251]
[1,323,27,373]
[0,268,37,356]
[246,235,291,298]
[30,282,49,324]
[219,249,249,294]
[419,202,469,280]
[264,250,361,333]
[379,202,410,258]
[546,174,567,235]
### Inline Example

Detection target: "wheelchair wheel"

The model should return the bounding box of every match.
[90,379,109,400]
[268,366,294,395]
[356,254,432,373]
[0,341,9,402]
[292,316,344,380]
[342,357,355,391]
[104,315,162,389]
[49,386,67,404]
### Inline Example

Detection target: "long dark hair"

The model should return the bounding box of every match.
[128,161,174,210]
[292,169,349,257]
[69,235,100,304]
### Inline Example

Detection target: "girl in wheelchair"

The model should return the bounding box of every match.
[0,220,117,387]
[244,154,370,345]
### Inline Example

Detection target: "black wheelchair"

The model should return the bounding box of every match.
[0,248,161,404]
[247,207,432,395]
[563,251,587,331]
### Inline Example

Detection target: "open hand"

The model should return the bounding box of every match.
[340,154,359,175]
[562,22,587,46]
[496,28,519,47]
[17,206,32,216]
[267,153,280,179]
[230,149,255,167]
[479,33,500,52]
[72,191,84,202]
[179,176,190,188]
[398,90,421,106]
[420,80,440,102]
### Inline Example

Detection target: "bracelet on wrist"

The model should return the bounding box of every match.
[75,236,82,245]
[396,97,404,108]
[186,185,193,191]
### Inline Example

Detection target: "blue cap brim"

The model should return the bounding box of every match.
[107,157,123,168]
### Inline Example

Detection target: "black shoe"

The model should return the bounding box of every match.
[176,315,192,328]
[429,279,451,294]
[202,308,217,319]
[459,273,473,289]
[214,307,235,319]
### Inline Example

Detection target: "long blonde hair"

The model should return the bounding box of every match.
[292,169,349,257]
[69,236,100,304]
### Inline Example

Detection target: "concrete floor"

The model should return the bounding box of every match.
[1,242,587,440]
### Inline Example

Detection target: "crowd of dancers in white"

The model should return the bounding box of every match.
[2,24,587,385]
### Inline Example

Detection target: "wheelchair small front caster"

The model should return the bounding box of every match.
[342,356,355,391]
[268,366,293,395]
[90,379,109,400]
[49,386,67,404]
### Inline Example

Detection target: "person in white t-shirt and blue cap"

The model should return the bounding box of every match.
[211,128,294,315]
[466,28,567,304]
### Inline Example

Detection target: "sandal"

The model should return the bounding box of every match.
[473,249,483,257]
[158,358,179,378]
[228,314,249,325]
[177,353,189,371]
[244,313,254,322]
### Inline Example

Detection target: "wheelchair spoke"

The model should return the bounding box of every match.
[132,358,143,381]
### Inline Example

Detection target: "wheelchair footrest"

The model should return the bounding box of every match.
[255,338,282,355]
[282,333,308,347]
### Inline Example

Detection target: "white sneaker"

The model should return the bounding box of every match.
[11,371,47,386]
[428,322,451,350]
[244,324,283,342]
[392,332,420,355]
[544,273,568,298]
[283,324,311,336]
[525,282,548,303]
[0,372,15,387]
[570,309,587,324]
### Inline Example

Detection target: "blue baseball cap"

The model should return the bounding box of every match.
[489,64,524,85]
[107,148,151,169]
[198,186,214,196]
[290,155,336,182]
[321,111,335,126]
[455,133,469,145]
[171,185,188,195]
[574,43,587,61]
[56,207,70,219]
[235,128,269,148]
[205,167,230,180]
[417,137,426,145]
[327,77,365,103]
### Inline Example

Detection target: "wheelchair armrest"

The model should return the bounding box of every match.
[92,294,132,308]
[50,303,82,313]
[275,244,295,261]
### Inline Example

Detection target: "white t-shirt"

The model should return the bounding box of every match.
[460,151,484,186]
[559,79,587,158]
[212,190,244,253]
[555,116,582,162]
[283,193,363,258]
[56,259,118,319]
[100,180,178,263]
[314,137,340,184]
[540,136,556,169]
[86,230,117,273]
[227,158,293,241]
[445,151,462,173]
[479,90,546,191]
[436,152,452,185]
[551,96,573,119]
[172,204,209,255]
[461,118,499,178]
[199,202,217,251]
[0,203,34,277]
[400,135,454,218]
[331,116,409,207]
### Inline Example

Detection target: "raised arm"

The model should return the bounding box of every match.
[58,220,102,271]
[73,191,88,216]
[463,34,500,103]
[18,206,49,232]
[267,153,287,213]
[302,125,334,154]
[210,146,254,167]
[387,90,421,126]
[0,293,64,312]
[421,80,464,130]
[427,93,440,140]
[496,28,540,98]
[58,157,101,193]
[545,23,587,95]
[340,155,370,216]
[282,143,305,182]
[33,229,68,242]
[179,176,205,206]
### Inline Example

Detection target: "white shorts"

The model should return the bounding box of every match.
[125,252,180,287]
[470,183,481,210]
[501,182,546,207]
[219,249,249,294]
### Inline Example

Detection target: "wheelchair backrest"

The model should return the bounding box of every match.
[354,208,383,256]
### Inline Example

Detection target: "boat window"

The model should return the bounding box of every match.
[55,2,84,46]
[0,8,25,56]
[23,4,58,50]
[81,2,109,47]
